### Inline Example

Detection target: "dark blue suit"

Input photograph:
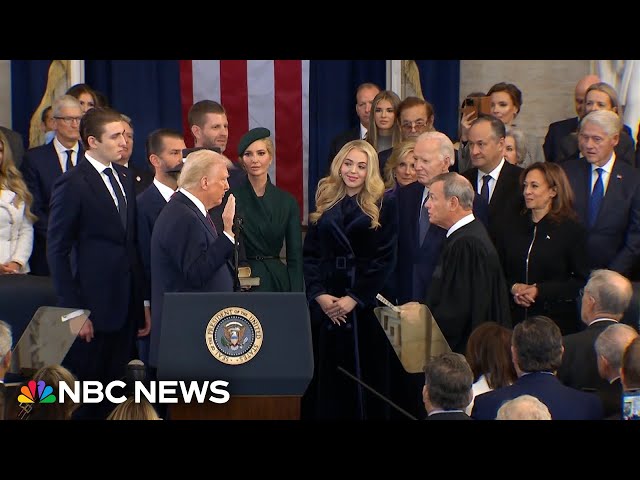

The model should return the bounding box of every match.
[149,191,234,367]
[136,183,167,301]
[21,142,84,275]
[561,156,640,279]
[47,158,143,383]
[543,116,578,163]
[395,181,489,304]
[136,183,168,367]
[472,372,603,420]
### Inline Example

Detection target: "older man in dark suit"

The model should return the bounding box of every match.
[20,95,84,276]
[472,316,603,420]
[149,149,236,370]
[327,82,380,165]
[557,269,633,391]
[543,74,600,163]
[47,107,145,386]
[116,114,153,194]
[561,109,640,280]
[462,115,523,246]
[394,131,487,305]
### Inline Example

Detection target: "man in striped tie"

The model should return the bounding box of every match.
[149,149,236,372]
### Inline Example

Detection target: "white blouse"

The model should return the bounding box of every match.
[0,189,33,273]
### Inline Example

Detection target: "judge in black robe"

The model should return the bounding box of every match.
[426,173,511,354]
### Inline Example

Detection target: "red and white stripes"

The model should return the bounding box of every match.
[179,60,310,221]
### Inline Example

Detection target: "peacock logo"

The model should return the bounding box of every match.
[17,380,57,404]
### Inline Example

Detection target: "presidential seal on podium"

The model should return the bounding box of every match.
[205,307,264,365]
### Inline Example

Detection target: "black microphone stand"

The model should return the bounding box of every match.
[233,216,244,292]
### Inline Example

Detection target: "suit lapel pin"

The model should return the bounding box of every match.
[546,235,551,240]
[136,176,141,182]
[617,174,623,180]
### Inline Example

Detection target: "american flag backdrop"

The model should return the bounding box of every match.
[178,60,310,222]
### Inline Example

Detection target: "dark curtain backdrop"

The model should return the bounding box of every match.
[10,60,51,150]
[415,60,460,141]
[308,60,386,218]
[85,60,183,171]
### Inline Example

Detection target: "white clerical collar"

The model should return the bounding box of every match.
[446,213,475,237]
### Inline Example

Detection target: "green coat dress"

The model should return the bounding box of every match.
[232,179,303,292]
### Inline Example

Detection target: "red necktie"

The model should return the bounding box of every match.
[206,212,218,235]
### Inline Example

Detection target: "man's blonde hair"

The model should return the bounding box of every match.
[178,149,230,190]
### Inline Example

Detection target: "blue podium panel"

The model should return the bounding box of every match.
[157,292,313,395]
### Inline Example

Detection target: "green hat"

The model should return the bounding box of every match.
[237,127,271,158]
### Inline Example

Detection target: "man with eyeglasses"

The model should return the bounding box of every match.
[556,269,634,415]
[21,95,84,276]
[378,97,435,171]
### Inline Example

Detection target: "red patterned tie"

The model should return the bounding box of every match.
[206,212,218,235]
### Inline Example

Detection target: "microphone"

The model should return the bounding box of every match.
[233,215,244,232]
[337,366,417,420]
[127,359,146,383]
[232,216,243,292]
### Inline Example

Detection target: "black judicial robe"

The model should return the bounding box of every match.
[302,192,406,419]
[427,219,511,354]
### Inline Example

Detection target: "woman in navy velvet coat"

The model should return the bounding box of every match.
[302,140,404,420]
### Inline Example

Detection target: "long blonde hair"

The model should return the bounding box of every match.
[310,140,384,228]
[0,131,36,222]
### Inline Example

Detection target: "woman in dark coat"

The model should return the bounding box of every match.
[231,127,303,292]
[497,162,589,335]
[302,139,402,420]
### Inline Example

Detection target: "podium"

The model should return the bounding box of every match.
[157,292,313,420]
[1,306,88,420]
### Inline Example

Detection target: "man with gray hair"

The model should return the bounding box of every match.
[561,109,640,280]
[423,352,473,420]
[395,131,488,304]
[594,323,638,418]
[20,94,85,275]
[496,394,552,420]
[425,172,511,353]
[558,269,633,392]
[0,320,12,382]
[149,149,236,370]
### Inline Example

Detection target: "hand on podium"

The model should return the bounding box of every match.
[77,316,94,343]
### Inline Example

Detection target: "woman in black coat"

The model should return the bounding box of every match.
[497,162,589,335]
[302,139,403,420]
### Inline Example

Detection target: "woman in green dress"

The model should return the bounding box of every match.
[231,127,303,292]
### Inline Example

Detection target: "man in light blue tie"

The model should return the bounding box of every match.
[562,109,640,280]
